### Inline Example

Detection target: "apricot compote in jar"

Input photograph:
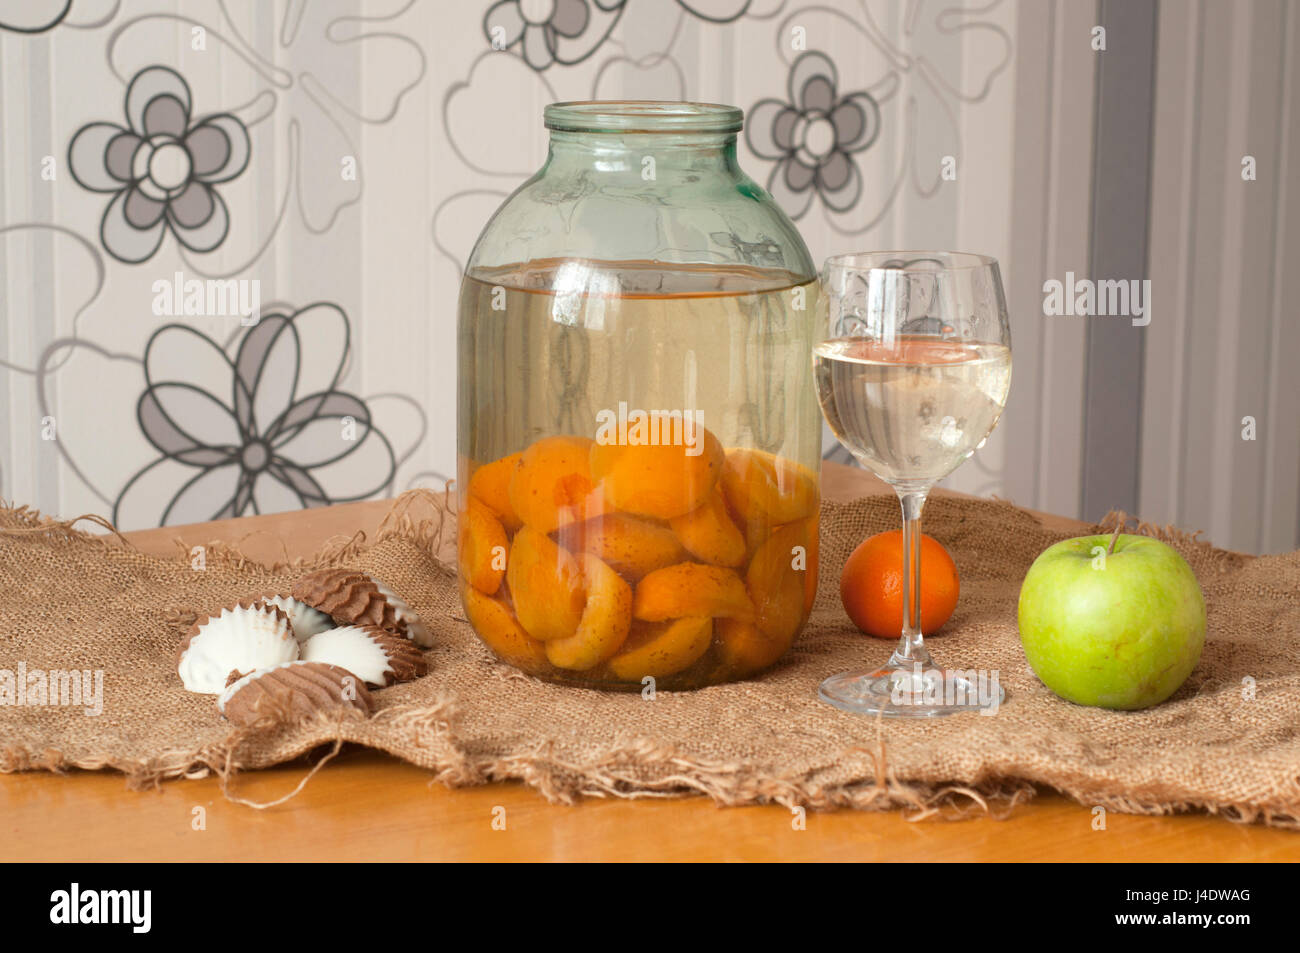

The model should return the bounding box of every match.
[457,102,820,689]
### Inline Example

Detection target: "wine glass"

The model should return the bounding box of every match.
[813,252,1012,717]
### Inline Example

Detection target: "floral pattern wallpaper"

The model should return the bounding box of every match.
[69,66,251,263]
[0,0,1015,529]
[117,304,396,527]
[747,51,881,218]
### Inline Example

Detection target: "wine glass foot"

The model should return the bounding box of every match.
[818,665,1005,718]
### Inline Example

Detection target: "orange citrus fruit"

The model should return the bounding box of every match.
[839,530,959,639]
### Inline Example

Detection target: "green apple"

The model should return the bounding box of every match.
[1017,534,1206,710]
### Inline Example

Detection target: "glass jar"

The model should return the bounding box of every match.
[456,101,820,690]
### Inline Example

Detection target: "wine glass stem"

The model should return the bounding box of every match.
[889,488,933,670]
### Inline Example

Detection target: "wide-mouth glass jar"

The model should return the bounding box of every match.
[457,101,820,690]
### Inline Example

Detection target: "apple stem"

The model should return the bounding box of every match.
[1107,522,1123,555]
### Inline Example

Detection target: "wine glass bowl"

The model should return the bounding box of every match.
[814,252,1012,717]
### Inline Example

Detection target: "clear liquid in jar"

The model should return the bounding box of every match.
[458,259,821,469]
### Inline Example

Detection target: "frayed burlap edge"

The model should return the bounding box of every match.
[7,704,1298,826]
[2,491,1296,827]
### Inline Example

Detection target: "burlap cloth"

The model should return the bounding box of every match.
[1,491,1298,826]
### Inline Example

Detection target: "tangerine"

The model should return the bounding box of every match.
[839,530,959,639]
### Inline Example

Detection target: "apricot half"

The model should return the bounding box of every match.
[556,513,685,582]
[608,616,712,680]
[737,509,774,564]
[714,617,791,676]
[506,526,586,641]
[632,562,754,623]
[468,452,523,531]
[747,519,814,644]
[721,449,818,525]
[509,436,601,534]
[459,497,508,595]
[669,489,745,567]
[546,555,633,671]
[590,417,724,520]
[461,583,548,669]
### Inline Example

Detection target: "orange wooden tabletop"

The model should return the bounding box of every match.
[2,462,1295,861]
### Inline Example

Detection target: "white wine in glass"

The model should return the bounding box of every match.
[815,253,1012,717]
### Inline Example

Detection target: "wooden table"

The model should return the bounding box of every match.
[2,463,1295,861]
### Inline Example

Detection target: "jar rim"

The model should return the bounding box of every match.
[544,101,743,135]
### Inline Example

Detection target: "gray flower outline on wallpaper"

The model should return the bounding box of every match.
[0,0,118,32]
[745,1,1012,233]
[0,0,71,32]
[746,51,880,220]
[484,0,754,71]
[91,5,425,277]
[114,304,397,528]
[484,0,618,70]
[68,65,250,264]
